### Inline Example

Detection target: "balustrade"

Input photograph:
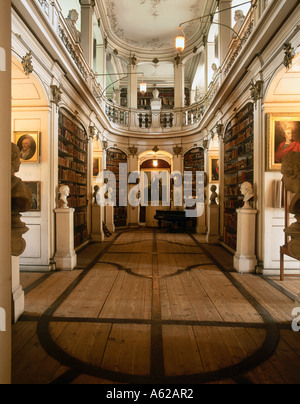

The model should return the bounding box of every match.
[33,0,259,134]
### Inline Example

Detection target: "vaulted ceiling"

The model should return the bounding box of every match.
[98,0,216,58]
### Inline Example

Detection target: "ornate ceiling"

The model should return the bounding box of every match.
[98,0,216,58]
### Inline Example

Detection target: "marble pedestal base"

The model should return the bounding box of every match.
[54,208,77,271]
[206,204,219,244]
[234,208,257,274]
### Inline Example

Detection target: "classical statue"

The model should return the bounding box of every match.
[65,9,80,43]
[240,182,254,209]
[281,151,300,261]
[210,185,219,205]
[232,10,245,38]
[11,143,32,256]
[93,185,100,204]
[58,185,70,209]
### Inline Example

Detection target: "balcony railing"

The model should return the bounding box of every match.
[33,0,256,135]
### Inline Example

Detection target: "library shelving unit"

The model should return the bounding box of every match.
[120,88,190,110]
[184,147,205,228]
[58,109,89,250]
[106,148,128,228]
[223,102,254,251]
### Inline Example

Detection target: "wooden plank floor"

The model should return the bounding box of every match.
[12,229,300,384]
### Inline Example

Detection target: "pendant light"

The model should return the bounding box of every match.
[153,159,158,167]
[140,75,147,95]
[175,26,186,53]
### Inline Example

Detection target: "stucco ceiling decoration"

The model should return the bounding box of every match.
[102,0,215,54]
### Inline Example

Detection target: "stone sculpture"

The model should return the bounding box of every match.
[281,151,300,261]
[11,143,32,256]
[241,182,254,209]
[58,184,70,209]
[210,185,218,205]
[65,9,80,43]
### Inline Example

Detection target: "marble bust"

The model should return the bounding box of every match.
[65,9,80,43]
[281,152,300,261]
[11,143,32,256]
[241,182,254,209]
[58,185,70,209]
[210,185,219,205]
[232,10,245,38]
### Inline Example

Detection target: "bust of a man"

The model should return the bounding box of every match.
[65,9,80,42]
[58,185,70,209]
[11,143,32,214]
[241,182,254,209]
[232,10,245,37]
[281,151,300,214]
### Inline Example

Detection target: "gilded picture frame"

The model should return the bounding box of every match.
[266,114,300,171]
[209,156,220,183]
[14,131,40,164]
[93,157,101,178]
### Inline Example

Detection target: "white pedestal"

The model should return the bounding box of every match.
[105,205,115,233]
[206,204,219,244]
[11,256,24,323]
[91,204,104,242]
[54,208,77,271]
[196,204,206,234]
[234,208,257,274]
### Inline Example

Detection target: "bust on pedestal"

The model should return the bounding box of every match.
[234,182,257,274]
[151,88,162,129]
[281,152,300,305]
[11,143,32,322]
[206,185,220,244]
[54,185,77,270]
[91,185,104,242]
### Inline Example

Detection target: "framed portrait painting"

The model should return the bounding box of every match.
[209,156,220,183]
[93,157,101,178]
[14,131,40,163]
[24,181,41,212]
[266,114,300,171]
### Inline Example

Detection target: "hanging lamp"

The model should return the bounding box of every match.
[140,76,147,95]
[175,26,186,53]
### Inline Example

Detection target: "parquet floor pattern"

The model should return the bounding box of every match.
[12,230,300,384]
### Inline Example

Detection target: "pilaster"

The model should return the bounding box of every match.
[80,0,94,68]
[0,0,12,384]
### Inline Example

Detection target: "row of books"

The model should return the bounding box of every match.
[224,126,253,152]
[59,166,87,184]
[74,212,86,227]
[224,212,237,229]
[225,155,253,173]
[68,196,87,209]
[74,226,88,248]
[59,127,87,152]
[58,156,87,174]
[68,184,87,196]
[62,116,86,141]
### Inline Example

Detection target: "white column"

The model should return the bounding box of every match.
[81,0,94,68]
[219,0,232,66]
[95,44,106,91]
[0,0,12,384]
[128,63,138,109]
[174,61,185,108]
[254,98,264,269]
[206,42,215,86]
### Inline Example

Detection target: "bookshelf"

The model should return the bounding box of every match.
[58,110,89,249]
[106,148,128,228]
[223,102,254,251]
[120,88,190,110]
[184,147,205,226]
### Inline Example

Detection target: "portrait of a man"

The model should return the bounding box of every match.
[275,121,300,163]
[267,115,300,171]
[211,158,219,183]
[14,131,39,163]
